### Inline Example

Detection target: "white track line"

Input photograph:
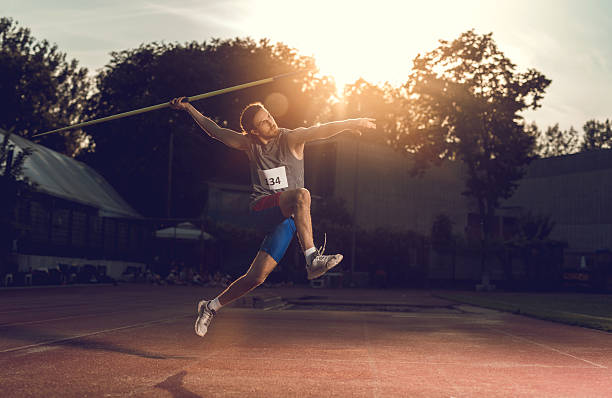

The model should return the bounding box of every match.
[0,307,151,327]
[0,304,187,327]
[0,301,192,326]
[0,314,97,327]
[488,327,607,369]
[0,314,190,354]
[218,356,597,368]
[392,314,471,319]
[0,299,184,312]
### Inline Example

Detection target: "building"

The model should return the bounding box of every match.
[503,149,612,268]
[205,132,612,285]
[1,130,148,280]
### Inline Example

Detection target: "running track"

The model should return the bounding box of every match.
[0,285,611,397]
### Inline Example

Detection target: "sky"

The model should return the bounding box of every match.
[4,0,612,132]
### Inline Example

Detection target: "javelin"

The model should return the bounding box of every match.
[33,69,309,138]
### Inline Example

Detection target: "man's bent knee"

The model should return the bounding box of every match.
[280,188,310,214]
[295,188,311,208]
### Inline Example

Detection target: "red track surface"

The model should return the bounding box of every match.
[0,285,611,397]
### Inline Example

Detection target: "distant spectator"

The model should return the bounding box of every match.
[179,262,189,283]
[154,273,165,285]
[192,272,204,286]
[166,265,187,285]
[145,269,156,284]
[166,269,178,285]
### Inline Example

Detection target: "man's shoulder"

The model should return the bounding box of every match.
[278,127,294,135]
[277,128,294,143]
[281,127,308,134]
[280,127,309,144]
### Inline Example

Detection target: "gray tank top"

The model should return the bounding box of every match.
[244,128,305,206]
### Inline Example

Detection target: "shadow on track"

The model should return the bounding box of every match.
[155,371,203,398]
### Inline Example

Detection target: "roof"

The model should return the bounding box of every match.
[1,129,141,219]
[155,222,214,240]
[526,149,612,178]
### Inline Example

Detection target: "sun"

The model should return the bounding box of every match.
[250,1,438,91]
[245,0,496,95]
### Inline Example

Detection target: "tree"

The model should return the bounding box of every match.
[527,122,580,157]
[0,17,90,155]
[581,119,612,151]
[398,30,551,283]
[0,129,34,275]
[503,211,565,289]
[334,78,403,146]
[80,38,335,217]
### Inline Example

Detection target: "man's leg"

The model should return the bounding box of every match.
[279,188,314,250]
[194,218,295,337]
[278,188,343,280]
[194,251,278,337]
[215,250,278,306]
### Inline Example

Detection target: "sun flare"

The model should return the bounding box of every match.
[245,1,483,93]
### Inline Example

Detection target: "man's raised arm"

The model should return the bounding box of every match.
[170,97,247,151]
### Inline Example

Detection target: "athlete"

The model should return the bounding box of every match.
[169,97,376,337]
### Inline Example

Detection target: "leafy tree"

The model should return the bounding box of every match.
[513,211,556,243]
[398,30,551,281]
[526,122,580,157]
[0,17,90,155]
[503,211,564,289]
[0,129,34,274]
[334,78,403,146]
[581,119,612,151]
[80,38,335,217]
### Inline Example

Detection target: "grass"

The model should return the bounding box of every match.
[434,291,612,332]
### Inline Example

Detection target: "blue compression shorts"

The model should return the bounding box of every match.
[250,192,296,263]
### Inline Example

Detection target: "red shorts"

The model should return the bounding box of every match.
[252,192,283,211]
[251,192,285,232]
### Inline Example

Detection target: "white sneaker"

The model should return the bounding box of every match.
[195,300,215,337]
[307,253,343,280]
[306,235,342,280]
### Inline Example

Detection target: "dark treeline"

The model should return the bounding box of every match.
[2,17,611,224]
[0,17,89,155]
[78,38,335,217]
[527,119,612,157]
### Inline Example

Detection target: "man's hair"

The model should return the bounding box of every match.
[240,102,266,134]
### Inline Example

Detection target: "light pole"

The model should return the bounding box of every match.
[350,129,360,286]
[166,130,174,218]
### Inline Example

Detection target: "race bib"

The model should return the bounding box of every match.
[258,166,289,190]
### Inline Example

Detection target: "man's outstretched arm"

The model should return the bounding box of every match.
[170,97,247,151]
[287,118,376,148]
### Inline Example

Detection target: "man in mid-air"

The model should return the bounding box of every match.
[170,97,375,337]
